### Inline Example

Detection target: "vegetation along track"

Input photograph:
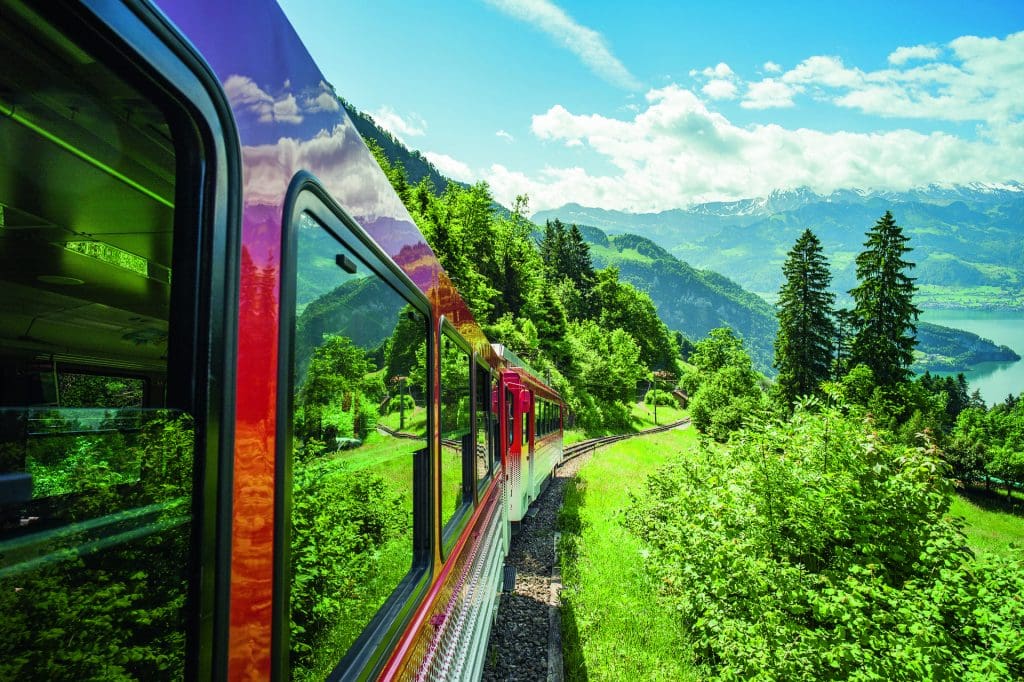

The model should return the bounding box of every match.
[560,418,690,465]
[483,418,689,681]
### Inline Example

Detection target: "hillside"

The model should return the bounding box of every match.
[579,226,1018,376]
[534,184,1024,310]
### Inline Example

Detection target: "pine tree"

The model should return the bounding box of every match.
[848,211,921,387]
[774,229,836,406]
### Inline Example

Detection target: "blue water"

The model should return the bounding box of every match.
[920,311,1024,405]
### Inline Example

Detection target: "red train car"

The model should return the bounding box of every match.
[0,0,563,679]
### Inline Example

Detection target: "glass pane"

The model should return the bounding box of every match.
[440,333,470,529]
[474,365,493,491]
[289,212,422,679]
[0,11,192,679]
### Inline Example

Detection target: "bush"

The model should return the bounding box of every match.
[625,404,1024,680]
[643,389,676,407]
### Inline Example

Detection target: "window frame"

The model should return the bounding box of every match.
[473,355,496,498]
[276,174,433,681]
[438,320,474,558]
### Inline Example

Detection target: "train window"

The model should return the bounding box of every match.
[286,209,426,678]
[522,393,530,446]
[0,6,200,679]
[439,328,471,550]
[474,361,494,494]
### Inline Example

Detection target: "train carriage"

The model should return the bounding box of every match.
[0,0,563,679]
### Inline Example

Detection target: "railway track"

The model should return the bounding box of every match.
[559,418,690,466]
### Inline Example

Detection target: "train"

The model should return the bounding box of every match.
[0,0,565,679]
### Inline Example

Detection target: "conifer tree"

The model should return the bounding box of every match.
[849,211,921,387]
[774,229,835,406]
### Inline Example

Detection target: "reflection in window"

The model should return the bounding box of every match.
[475,363,494,492]
[289,212,424,679]
[440,332,470,534]
[0,12,193,678]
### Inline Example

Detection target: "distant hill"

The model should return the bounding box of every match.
[577,225,1018,376]
[534,183,1024,310]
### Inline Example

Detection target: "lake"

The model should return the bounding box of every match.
[919,310,1024,406]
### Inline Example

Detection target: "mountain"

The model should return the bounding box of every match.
[534,183,1024,310]
[583,228,779,372]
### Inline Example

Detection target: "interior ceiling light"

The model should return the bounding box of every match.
[65,240,148,276]
[37,274,85,285]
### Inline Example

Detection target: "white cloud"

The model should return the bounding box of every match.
[304,81,341,113]
[484,0,640,89]
[703,79,738,100]
[223,76,341,124]
[496,129,515,142]
[888,44,941,65]
[368,106,427,143]
[763,61,783,73]
[769,30,1024,122]
[486,83,1020,212]
[782,55,864,88]
[423,152,477,182]
[242,121,407,221]
[225,75,304,124]
[701,62,734,79]
[742,78,800,109]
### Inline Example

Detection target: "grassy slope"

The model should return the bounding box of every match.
[949,492,1024,561]
[558,427,701,681]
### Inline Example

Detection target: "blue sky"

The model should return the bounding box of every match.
[277,0,1024,213]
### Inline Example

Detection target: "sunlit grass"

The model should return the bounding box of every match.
[558,426,702,681]
[949,493,1024,561]
[630,400,687,429]
[563,401,689,445]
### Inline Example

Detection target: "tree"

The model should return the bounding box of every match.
[773,229,836,407]
[849,211,921,388]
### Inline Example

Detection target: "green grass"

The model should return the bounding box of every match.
[630,400,687,429]
[558,426,701,681]
[949,491,1024,561]
[563,402,689,445]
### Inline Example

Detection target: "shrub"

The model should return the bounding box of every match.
[643,389,676,407]
[625,404,1024,680]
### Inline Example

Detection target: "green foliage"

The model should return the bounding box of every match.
[625,405,1024,680]
[681,328,764,441]
[0,412,194,680]
[592,267,679,371]
[849,211,922,388]
[290,456,409,677]
[643,389,676,407]
[774,229,835,407]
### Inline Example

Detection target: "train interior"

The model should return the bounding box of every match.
[0,4,195,676]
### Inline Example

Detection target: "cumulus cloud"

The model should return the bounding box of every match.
[485,83,1019,212]
[224,76,340,124]
[888,44,941,65]
[242,121,407,221]
[703,79,738,100]
[496,129,516,142]
[368,106,428,144]
[768,30,1024,122]
[484,0,640,89]
[763,61,783,73]
[423,152,476,182]
[742,78,800,109]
